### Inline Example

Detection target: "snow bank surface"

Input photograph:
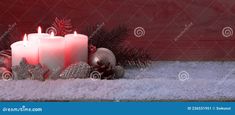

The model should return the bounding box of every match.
[0,61,235,101]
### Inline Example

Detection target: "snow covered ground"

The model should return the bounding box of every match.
[0,61,235,101]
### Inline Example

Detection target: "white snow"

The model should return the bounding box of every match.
[0,61,235,101]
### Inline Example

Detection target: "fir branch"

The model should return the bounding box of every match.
[82,24,128,50]
[82,24,152,68]
[114,47,152,68]
[0,25,21,50]
[105,25,128,48]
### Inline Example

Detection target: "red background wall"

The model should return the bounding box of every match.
[1,0,235,60]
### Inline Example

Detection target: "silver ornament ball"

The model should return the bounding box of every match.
[89,48,116,67]
[113,66,125,79]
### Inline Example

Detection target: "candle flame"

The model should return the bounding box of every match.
[74,31,77,36]
[50,31,54,37]
[23,34,28,47]
[38,26,42,34]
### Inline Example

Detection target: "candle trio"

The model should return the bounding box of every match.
[11,27,88,73]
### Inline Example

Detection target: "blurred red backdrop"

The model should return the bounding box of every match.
[1,0,235,60]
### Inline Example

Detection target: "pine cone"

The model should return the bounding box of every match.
[60,62,91,79]
[92,60,115,80]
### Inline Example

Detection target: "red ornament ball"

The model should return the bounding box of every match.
[89,44,97,54]
[0,50,12,69]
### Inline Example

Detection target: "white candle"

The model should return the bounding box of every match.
[64,31,88,66]
[39,32,65,72]
[11,34,39,66]
[28,26,50,42]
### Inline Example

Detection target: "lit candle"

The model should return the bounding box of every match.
[64,31,88,66]
[39,32,65,72]
[11,34,39,66]
[28,26,50,42]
